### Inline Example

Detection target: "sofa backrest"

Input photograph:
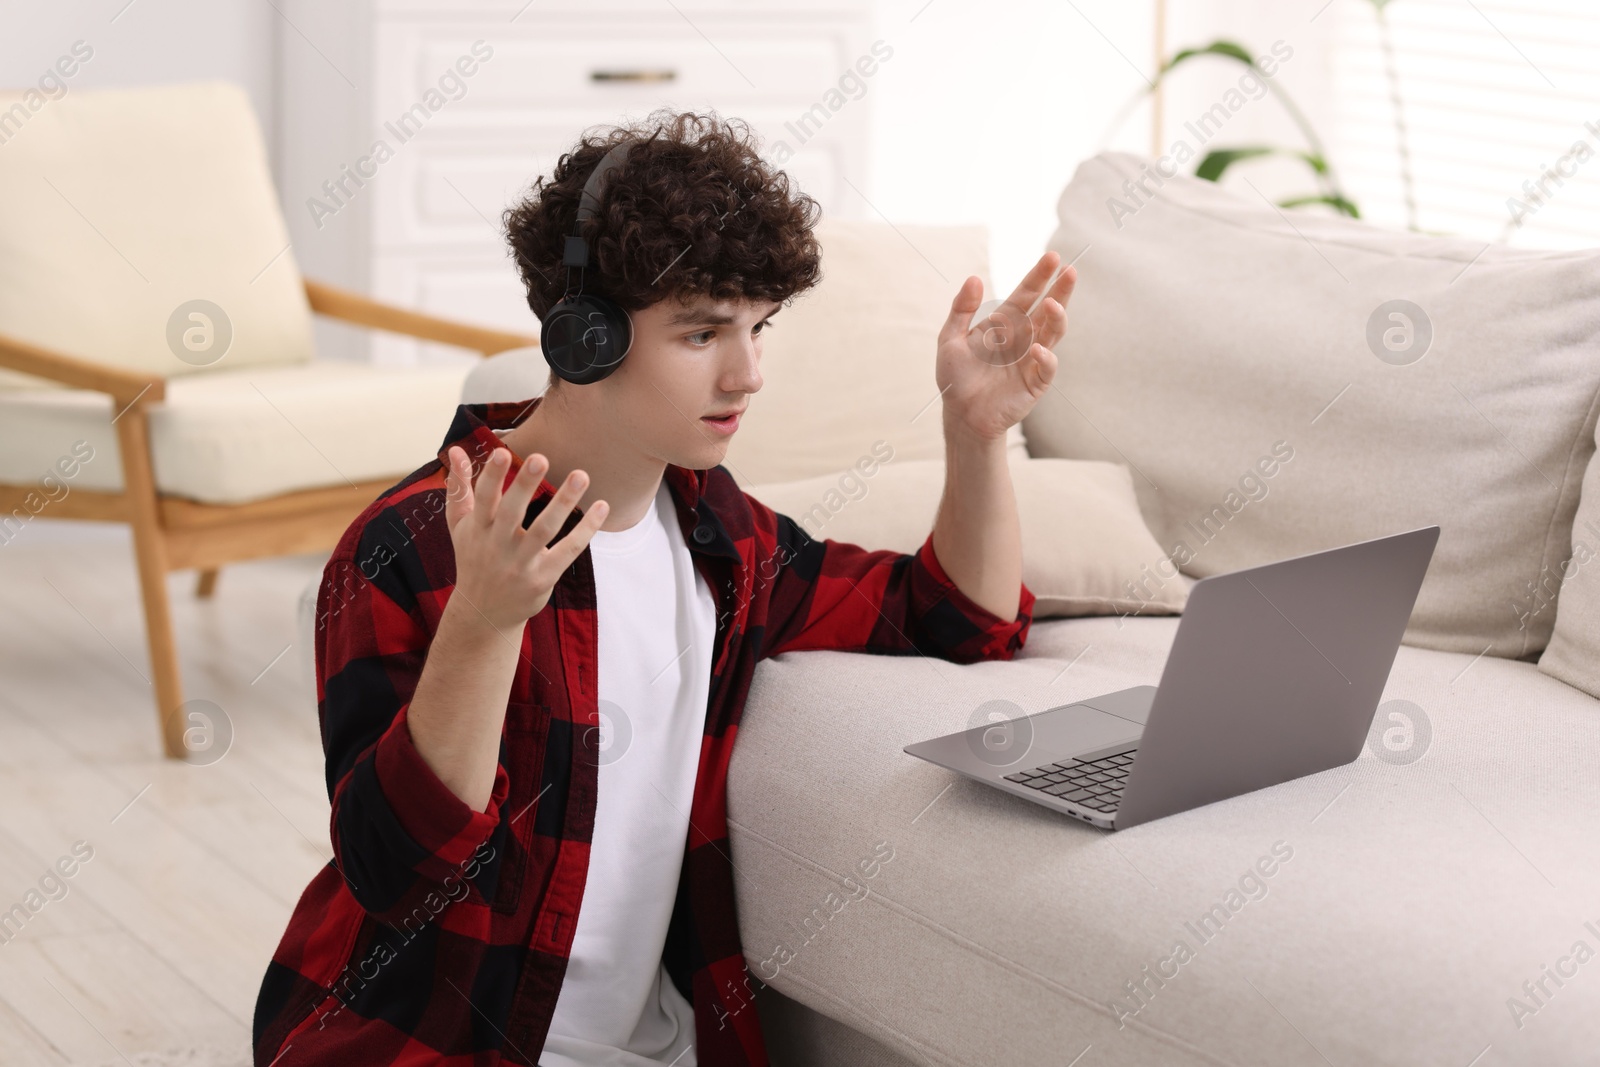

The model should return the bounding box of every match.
[720,218,1025,486]
[0,80,315,389]
[1025,151,1600,660]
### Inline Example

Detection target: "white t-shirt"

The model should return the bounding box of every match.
[539,478,715,1067]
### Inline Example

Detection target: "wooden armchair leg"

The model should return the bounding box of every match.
[196,568,219,599]
[129,518,187,758]
[114,408,189,759]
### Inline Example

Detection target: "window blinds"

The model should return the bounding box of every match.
[1329,0,1600,248]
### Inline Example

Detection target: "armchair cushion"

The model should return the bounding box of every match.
[0,81,315,390]
[0,361,471,505]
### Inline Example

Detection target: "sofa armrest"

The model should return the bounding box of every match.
[0,330,166,406]
[303,279,538,357]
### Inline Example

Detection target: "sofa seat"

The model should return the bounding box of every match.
[728,614,1600,1067]
[0,360,472,505]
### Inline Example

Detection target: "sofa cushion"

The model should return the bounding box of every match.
[1024,151,1600,660]
[1539,408,1600,698]
[728,614,1600,1066]
[746,455,1190,619]
[0,81,315,389]
[720,218,1026,486]
[0,360,472,505]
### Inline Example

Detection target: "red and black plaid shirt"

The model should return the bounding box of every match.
[253,396,1035,1065]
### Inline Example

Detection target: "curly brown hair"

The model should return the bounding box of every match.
[503,108,824,374]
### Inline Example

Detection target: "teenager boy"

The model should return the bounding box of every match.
[253,109,1075,1066]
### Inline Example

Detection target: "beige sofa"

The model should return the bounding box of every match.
[301,161,1600,1066]
[720,158,1600,1066]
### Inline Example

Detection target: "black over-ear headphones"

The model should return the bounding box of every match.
[539,142,635,385]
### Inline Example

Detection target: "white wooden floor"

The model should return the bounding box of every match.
[0,519,333,1066]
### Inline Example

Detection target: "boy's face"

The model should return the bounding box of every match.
[587,294,782,470]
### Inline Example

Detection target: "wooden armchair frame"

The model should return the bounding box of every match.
[0,280,537,758]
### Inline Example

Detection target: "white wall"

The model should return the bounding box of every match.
[853,0,1344,294]
[0,0,278,162]
[0,0,1354,305]
[0,0,1211,327]
[862,0,1159,294]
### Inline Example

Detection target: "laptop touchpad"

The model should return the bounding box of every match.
[1028,703,1144,764]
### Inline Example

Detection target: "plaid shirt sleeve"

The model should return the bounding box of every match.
[750,494,1035,664]
[315,538,511,927]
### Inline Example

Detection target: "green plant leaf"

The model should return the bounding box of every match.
[1277,194,1362,218]
[1195,146,1330,182]
[1195,147,1272,181]
[1131,35,1360,219]
[1159,40,1255,78]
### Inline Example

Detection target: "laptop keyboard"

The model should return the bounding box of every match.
[1002,748,1136,812]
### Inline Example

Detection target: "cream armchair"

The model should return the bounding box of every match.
[0,82,535,758]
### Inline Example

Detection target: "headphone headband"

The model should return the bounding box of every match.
[562,142,632,270]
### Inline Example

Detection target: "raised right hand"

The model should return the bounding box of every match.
[443,444,609,632]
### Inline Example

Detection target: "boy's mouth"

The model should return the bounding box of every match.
[701,408,743,435]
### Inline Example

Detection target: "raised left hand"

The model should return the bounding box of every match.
[935,250,1077,443]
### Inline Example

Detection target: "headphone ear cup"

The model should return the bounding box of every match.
[540,293,633,385]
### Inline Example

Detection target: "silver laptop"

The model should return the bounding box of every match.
[904,526,1440,830]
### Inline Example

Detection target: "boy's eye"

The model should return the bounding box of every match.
[688,319,774,347]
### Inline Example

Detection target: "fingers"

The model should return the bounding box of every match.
[1026,339,1059,394]
[1043,262,1078,311]
[540,492,611,574]
[1000,250,1062,318]
[938,275,985,348]
[516,466,593,564]
[444,447,472,527]
[496,449,548,533]
[1030,264,1078,344]
[467,447,518,531]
